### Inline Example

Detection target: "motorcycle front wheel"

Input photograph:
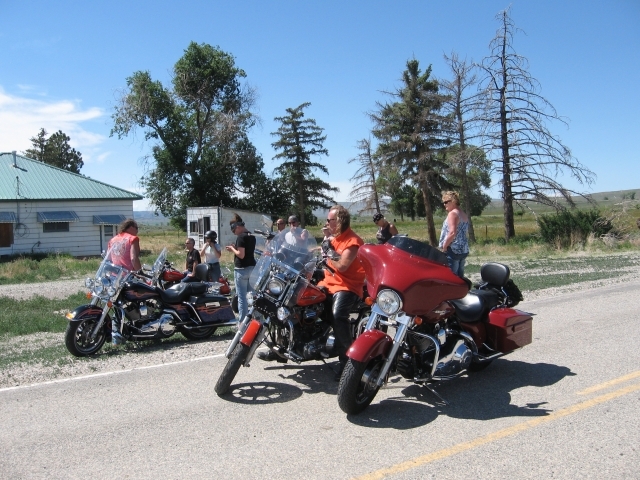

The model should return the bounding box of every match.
[337,357,384,414]
[65,318,107,357]
[214,342,250,396]
[178,326,217,340]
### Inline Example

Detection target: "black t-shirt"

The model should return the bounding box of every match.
[186,249,201,272]
[234,232,256,268]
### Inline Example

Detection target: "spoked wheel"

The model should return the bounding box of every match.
[215,342,250,396]
[337,357,384,414]
[178,326,217,340]
[65,318,107,357]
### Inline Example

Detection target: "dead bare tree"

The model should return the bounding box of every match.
[348,138,385,214]
[477,7,595,241]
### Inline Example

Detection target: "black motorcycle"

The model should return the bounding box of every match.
[65,248,236,356]
[214,228,371,396]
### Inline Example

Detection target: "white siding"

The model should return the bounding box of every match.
[0,200,134,257]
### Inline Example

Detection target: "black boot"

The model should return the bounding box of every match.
[257,349,287,363]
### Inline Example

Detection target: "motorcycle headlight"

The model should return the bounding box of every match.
[277,306,290,321]
[246,291,254,307]
[85,278,94,289]
[106,285,117,297]
[94,283,104,295]
[376,289,402,316]
[267,277,285,296]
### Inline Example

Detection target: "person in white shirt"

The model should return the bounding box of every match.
[284,215,309,246]
[200,230,222,281]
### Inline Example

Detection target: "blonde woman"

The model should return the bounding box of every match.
[438,191,469,277]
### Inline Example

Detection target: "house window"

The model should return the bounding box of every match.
[190,221,198,233]
[104,225,114,239]
[43,222,70,233]
[203,216,211,233]
[0,224,12,247]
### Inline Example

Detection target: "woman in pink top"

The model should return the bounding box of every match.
[107,218,142,272]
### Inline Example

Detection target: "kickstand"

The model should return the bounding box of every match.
[423,383,450,406]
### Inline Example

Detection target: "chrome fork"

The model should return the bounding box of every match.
[225,308,254,358]
[374,313,413,387]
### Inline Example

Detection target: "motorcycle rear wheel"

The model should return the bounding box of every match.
[337,357,383,414]
[215,342,250,396]
[65,318,107,357]
[178,326,217,340]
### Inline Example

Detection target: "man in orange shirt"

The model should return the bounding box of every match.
[319,205,365,380]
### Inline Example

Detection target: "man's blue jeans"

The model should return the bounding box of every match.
[234,266,255,321]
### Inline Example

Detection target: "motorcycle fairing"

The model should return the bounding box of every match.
[358,238,468,317]
[346,329,393,363]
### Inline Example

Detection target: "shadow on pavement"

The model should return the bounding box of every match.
[346,359,575,429]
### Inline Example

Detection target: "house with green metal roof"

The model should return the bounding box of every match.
[1,151,142,257]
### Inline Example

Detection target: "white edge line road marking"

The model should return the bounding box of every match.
[0,352,227,394]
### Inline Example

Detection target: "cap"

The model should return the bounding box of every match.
[373,213,384,223]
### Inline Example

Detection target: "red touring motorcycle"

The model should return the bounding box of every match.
[214,230,370,396]
[65,248,236,356]
[337,236,532,414]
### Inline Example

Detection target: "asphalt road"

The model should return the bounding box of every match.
[1,280,639,480]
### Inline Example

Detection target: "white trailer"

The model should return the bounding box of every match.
[186,206,272,249]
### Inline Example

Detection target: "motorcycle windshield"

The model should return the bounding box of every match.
[151,248,168,285]
[87,248,130,299]
[249,229,318,290]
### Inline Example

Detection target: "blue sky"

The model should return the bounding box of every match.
[1,0,638,210]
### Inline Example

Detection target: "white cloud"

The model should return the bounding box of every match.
[0,86,105,153]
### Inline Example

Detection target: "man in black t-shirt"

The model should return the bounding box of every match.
[181,237,202,283]
[225,214,256,320]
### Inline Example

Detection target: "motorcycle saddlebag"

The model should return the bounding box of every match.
[485,308,532,353]
[189,294,236,323]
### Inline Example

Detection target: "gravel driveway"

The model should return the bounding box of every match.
[0,279,86,301]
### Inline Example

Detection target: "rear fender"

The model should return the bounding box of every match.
[347,329,393,363]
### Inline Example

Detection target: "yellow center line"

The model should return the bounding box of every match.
[351,382,640,480]
[577,370,640,395]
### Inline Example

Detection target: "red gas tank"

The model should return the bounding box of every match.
[163,268,184,283]
[297,283,327,306]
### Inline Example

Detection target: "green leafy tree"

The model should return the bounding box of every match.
[271,102,337,227]
[372,59,452,245]
[23,128,84,173]
[111,42,273,223]
[477,8,595,241]
[443,144,492,217]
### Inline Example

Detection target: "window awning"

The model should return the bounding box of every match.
[37,211,80,223]
[0,212,17,223]
[93,214,126,225]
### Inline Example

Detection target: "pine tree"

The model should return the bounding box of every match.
[271,103,337,226]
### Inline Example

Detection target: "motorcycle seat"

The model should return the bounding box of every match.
[451,289,501,323]
[160,283,208,303]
